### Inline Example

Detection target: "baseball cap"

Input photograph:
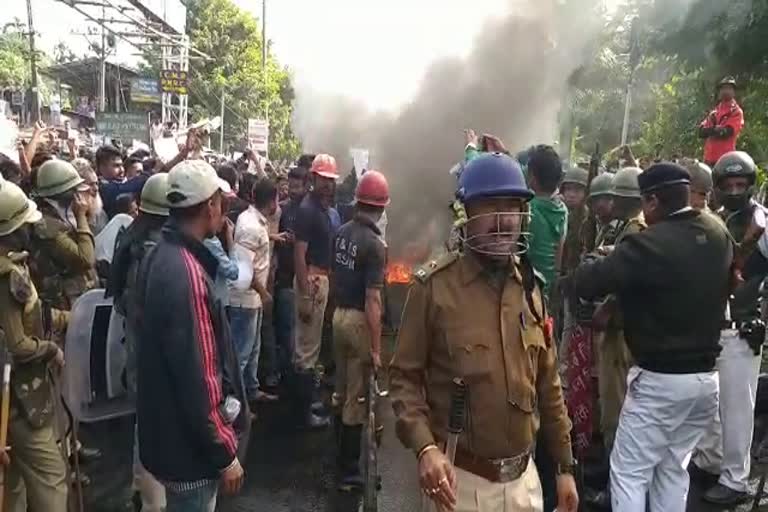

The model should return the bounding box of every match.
[166,159,231,208]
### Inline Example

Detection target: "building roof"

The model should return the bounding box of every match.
[40,58,141,93]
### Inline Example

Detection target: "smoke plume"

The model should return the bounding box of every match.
[294,0,606,259]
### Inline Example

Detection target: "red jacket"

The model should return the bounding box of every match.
[700,99,744,165]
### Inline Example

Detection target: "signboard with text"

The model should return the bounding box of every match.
[160,70,189,95]
[247,119,269,152]
[96,112,148,143]
[130,78,161,104]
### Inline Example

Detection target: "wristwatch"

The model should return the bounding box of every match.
[556,462,577,475]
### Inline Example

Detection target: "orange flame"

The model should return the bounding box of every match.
[386,262,413,285]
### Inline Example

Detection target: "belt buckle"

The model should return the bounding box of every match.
[495,454,524,483]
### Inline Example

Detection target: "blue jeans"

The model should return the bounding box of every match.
[165,481,217,512]
[228,306,263,398]
[274,287,295,375]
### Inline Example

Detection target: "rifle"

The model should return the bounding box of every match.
[362,370,381,512]
[583,142,602,253]
[420,378,467,512]
[0,349,10,509]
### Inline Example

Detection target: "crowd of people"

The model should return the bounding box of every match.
[0,72,761,512]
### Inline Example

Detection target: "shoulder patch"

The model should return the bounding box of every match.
[413,251,458,283]
[33,216,66,240]
[9,266,35,305]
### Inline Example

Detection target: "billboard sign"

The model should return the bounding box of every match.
[130,78,161,104]
[160,70,189,95]
[247,119,269,152]
[96,112,148,143]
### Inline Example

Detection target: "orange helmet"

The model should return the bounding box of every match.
[310,154,338,179]
[355,170,390,207]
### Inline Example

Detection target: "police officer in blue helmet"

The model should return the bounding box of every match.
[390,152,579,512]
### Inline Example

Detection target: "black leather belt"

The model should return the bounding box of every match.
[453,446,531,483]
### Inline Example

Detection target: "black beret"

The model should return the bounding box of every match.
[638,162,691,194]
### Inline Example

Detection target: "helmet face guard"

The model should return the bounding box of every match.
[459,208,531,257]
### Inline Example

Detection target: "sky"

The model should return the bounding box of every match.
[4,0,620,111]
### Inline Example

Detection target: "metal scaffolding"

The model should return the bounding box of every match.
[161,35,189,130]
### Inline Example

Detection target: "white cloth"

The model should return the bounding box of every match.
[228,206,270,309]
[610,366,719,512]
[94,213,134,263]
[692,329,761,492]
[450,459,542,512]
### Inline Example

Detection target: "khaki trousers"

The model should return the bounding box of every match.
[333,308,371,425]
[7,415,68,512]
[294,275,330,370]
[597,329,633,451]
[446,459,543,512]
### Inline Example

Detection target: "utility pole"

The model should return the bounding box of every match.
[620,19,640,146]
[219,85,225,153]
[25,0,40,122]
[100,3,107,112]
[262,0,269,159]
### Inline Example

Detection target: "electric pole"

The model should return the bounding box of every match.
[25,0,41,122]
[262,0,269,158]
[219,85,225,153]
[100,3,107,112]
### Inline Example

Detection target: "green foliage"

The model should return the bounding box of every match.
[570,0,768,169]
[185,0,300,161]
[0,25,29,89]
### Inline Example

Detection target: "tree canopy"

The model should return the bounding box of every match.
[568,0,768,164]
[185,0,300,161]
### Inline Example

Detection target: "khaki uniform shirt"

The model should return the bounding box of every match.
[30,202,96,311]
[0,252,61,428]
[389,252,573,466]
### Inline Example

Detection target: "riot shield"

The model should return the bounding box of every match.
[63,289,134,422]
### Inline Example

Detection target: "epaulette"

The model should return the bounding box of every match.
[413,252,458,283]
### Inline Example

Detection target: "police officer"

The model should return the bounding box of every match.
[30,159,101,467]
[561,166,590,271]
[30,159,97,313]
[570,162,731,512]
[331,170,389,491]
[587,173,616,248]
[0,180,68,511]
[591,167,646,457]
[692,150,766,505]
[679,159,714,212]
[106,173,170,512]
[389,153,578,512]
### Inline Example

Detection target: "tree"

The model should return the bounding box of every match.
[0,21,29,89]
[185,0,300,161]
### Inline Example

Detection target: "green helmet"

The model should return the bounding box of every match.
[139,174,171,217]
[588,173,614,198]
[35,159,85,198]
[713,151,756,187]
[0,180,43,236]
[561,166,589,188]
[611,167,643,198]
[679,158,713,193]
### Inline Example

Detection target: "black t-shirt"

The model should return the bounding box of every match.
[275,197,302,289]
[333,218,386,311]
[294,194,332,271]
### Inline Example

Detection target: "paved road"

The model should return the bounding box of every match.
[81,399,768,512]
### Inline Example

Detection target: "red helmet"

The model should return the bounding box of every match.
[310,154,338,179]
[355,170,390,207]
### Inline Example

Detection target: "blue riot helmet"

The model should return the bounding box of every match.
[456,152,533,256]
